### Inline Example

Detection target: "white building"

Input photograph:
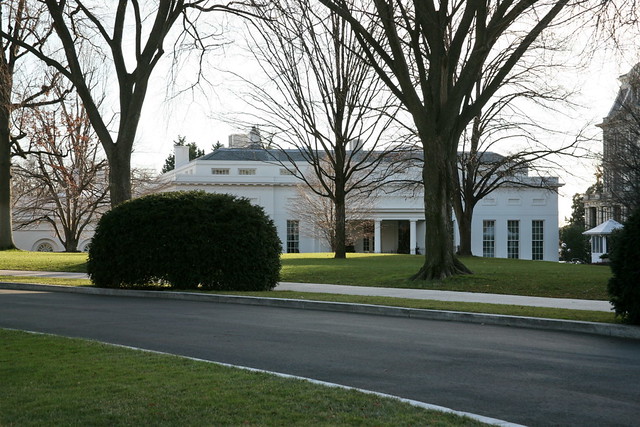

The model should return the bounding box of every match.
[161,145,561,261]
[12,143,561,260]
[583,219,623,264]
[12,222,94,252]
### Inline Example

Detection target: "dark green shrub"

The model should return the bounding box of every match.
[607,209,640,324]
[88,191,281,291]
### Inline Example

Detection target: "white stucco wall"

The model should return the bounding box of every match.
[470,187,559,261]
[12,148,561,262]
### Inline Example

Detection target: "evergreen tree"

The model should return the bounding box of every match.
[559,193,590,262]
[162,136,205,173]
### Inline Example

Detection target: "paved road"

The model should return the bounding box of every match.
[1,289,639,426]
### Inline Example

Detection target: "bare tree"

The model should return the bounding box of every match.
[453,65,589,255]
[288,177,376,252]
[318,0,596,279]
[0,1,253,208]
[241,0,401,258]
[12,93,110,252]
[0,0,68,250]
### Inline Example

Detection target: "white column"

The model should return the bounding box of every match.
[374,220,382,253]
[410,220,417,254]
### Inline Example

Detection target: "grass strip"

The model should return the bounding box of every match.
[209,290,617,324]
[0,251,610,299]
[0,329,485,426]
[0,277,615,324]
[0,276,92,286]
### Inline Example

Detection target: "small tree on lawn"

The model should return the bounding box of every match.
[288,178,375,252]
[12,94,110,252]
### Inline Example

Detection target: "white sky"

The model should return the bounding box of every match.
[128,17,640,225]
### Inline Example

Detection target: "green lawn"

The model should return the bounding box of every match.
[0,249,87,272]
[0,329,484,426]
[280,253,611,300]
[0,250,611,299]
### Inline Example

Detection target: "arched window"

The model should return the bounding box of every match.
[34,241,55,252]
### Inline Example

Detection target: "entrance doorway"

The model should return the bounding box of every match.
[397,220,410,254]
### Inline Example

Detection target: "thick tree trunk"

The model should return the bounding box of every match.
[105,145,132,208]
[0,108,16,250]
[456,211,473,256]
[410,140,471,280]
[453,192,474,256]
[62,226,78,252]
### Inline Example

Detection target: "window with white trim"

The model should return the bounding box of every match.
[507,220,519,259]
[592,235,604,253]
[211,168,229,175]
[238,168,256,175]
[532,220,544,260]
[482,220,495,258]
[286,220,300,253]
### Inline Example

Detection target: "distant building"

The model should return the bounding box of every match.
[583,219,623,264]
[584,63,640,228]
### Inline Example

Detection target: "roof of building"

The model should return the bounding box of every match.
[200,148,309,162]
[605,62,640,118]
[583,219,624,235]
[198,147,507,163]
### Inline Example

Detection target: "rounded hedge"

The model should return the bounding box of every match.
[87,191,281,291]
[607,209,640,324]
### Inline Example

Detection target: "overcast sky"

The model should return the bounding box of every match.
[129,19,640,224]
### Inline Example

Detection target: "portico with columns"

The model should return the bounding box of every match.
[364,215,425,254]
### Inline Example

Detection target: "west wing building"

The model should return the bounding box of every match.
[161,145,561,261]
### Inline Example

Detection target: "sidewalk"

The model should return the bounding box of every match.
[0,269,613,312]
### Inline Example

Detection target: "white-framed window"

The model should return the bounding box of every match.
[507,220,519,259]
[279,168,294,175]
[211,168,230,175]
[238,168,256,175]
[286,220,300,253]
[532,220,544,260]
[482,220,495,258]
[592,235,604,253]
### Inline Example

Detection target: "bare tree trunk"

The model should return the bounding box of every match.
[333,135,347,259]
[63,229,78,252]
[0,105,15,250]
[334,189,346,259]
[106,146,132,207]
[411,139,471,280]
[456,206,473,256]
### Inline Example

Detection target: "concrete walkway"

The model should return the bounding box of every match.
[0,269,613,312]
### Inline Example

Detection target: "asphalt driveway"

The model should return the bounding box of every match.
[1,289,639,426]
